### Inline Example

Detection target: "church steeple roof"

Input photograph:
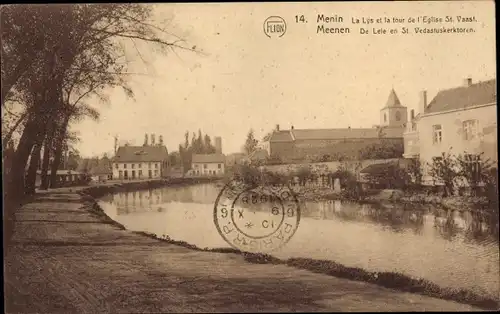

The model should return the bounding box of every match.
[383,89,402,108]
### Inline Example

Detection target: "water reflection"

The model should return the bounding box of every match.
[99,183,499,299]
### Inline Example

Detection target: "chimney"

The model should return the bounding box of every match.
[419,90,428,115]
[463,77,472,87]
[159,135,164,146]
[144,133,149,146]
[214,136,222,154]
[276,124,280,131]
[151,134,156,145]
[410,109,415,120]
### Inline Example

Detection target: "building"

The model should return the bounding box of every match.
[89,157,113,182]
[113,134,169,180]
[35,170,87,187]
[403,77,497,184]
[191,136,226,176]
[264,89,408,163]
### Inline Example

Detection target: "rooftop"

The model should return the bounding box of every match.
[114,145,169,163]
[269,127,405,142]
[425,79,496,114]
[382,89,403,109]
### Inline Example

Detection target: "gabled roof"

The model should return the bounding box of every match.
[425,79,496,114]
[269,131,294,142]
[192,153,225,163]
[114,145,168,163]
[289,127,404,140]
[382,89,402,108]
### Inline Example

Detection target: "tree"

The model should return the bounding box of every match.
[428,152,459,197]
[203,134,215,154]
[456,152,494,196]
[3,4,201,199]
[244,129,258,156]
[407,156,423,187]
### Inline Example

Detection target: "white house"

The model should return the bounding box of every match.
[403,77,497,184]
[191,154,226,176]
[113,144,169,180]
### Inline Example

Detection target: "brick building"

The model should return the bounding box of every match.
[264,89,407,163]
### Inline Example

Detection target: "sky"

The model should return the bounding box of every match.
[73,1,496,158]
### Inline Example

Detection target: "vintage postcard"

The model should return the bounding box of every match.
[2,1,498,312]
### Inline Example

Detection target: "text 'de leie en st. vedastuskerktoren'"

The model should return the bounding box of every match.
[301,14,479,36]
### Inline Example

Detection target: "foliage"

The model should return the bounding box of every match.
[293,166,312,186]
[231,163,262,187]
[455,152,494,196]
[427,151,459,197]
[363,162,411,189]
[178,130,218,171]
[2,4,200,198]
[243,128,258,156]
[406,156,423,187]
[358,140,404,160]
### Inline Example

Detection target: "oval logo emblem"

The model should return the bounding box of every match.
[264,16,287,38]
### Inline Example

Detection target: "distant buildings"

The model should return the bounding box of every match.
[112,133,169,180]
[264,89,407,163]
[404,78,497,184]
[191,136,226,176]
[78,157,112,182]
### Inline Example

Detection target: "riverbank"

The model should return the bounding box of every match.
[267,185,498,214]
[4,187,491,312]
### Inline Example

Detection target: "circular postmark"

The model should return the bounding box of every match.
[214,180,300,253]
[263,16,287,38]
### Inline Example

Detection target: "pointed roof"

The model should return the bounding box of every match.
[383,89,402,108]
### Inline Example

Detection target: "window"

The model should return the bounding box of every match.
[132,164,135,169]
[154,170,158,177]
[115,163,119,169]
[204,164,207,169]
[155,163,158,169]
[194,164,198,168]
[138,170,142,177]
[463,120,478,141]
[218,164,222,169]
[464,153,481,182]
[124,163,127,169]
[432,124,442,144]
[148,162,152,168]
[395,111,401,121]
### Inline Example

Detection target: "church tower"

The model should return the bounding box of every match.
[380,89,408,128]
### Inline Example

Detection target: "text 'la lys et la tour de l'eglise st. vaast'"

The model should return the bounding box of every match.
[316,14,477,34]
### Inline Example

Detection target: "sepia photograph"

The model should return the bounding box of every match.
[2,1,498,312]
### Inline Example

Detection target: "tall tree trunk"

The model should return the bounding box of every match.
[2,111,28,152]
[40,135,53,190]
[49,116,70,188]
[25,143,42,195]
[7,117,40,200]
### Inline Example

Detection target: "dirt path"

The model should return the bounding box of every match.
[4,191,481,313]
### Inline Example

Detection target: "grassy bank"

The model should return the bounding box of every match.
[111,229,498,311]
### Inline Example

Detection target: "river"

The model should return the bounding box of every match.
[98,182,499,299]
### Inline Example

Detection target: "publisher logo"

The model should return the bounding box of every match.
[264,16,287,38]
